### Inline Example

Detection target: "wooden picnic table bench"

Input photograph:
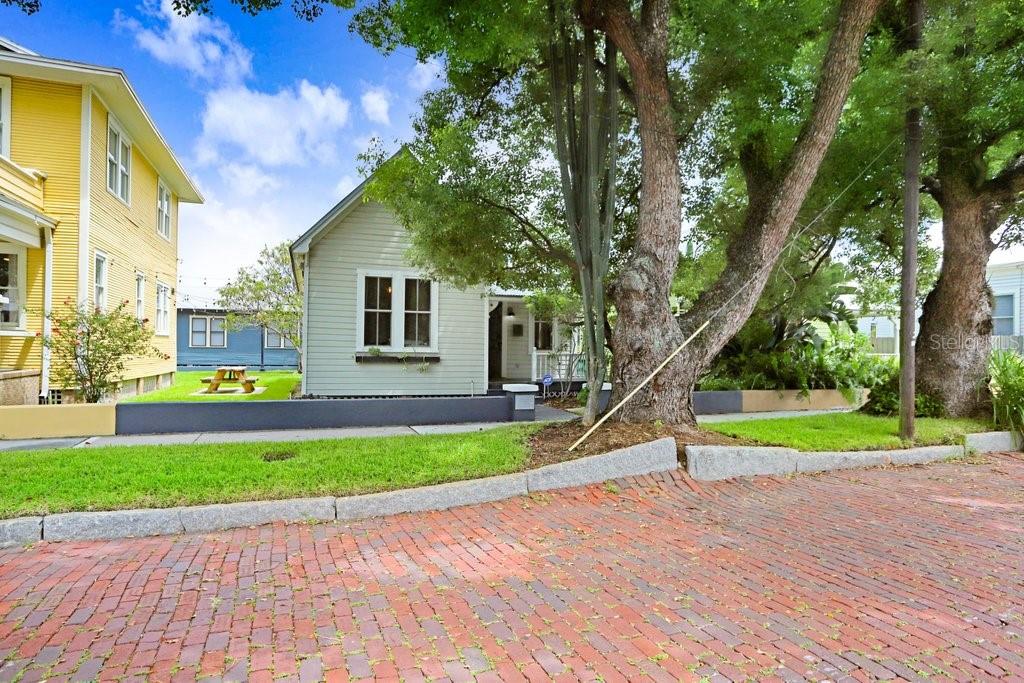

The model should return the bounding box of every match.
[202,366,259,393]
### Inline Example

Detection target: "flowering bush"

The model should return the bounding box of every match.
[43,300,164,403]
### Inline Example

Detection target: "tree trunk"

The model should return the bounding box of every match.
[595,0,689,422]
[601,0,882,424]
[915,180,997,417]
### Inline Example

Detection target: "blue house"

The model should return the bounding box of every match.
[177,307,300,370]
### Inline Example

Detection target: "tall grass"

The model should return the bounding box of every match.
[989,350,1024,433]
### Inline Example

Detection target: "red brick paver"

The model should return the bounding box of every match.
[2,454,1023,682]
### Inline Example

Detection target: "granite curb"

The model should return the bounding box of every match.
[1,437,679,546]
[687,430,1020,481]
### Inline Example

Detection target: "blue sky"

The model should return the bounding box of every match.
[0,0,439,305]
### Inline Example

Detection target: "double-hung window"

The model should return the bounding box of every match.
[107,118,131,203]
[993,293,1017,336]
[362,275,393,347]
[135,272,145,320]
[157,182,172,240]
[93,251,108,311]
[265,327,295,349]
[358,272,437,351]
[403,278,432,348]
[155,282,170,335]
[0,245,26,329]
[190,315,226,347]
[0,75,11,159]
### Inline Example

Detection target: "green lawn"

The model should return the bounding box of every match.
[705,412,991,451]
[0,426,537,518]
[122,370,301,402]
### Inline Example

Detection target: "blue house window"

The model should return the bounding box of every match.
[265,327,295,349]
[190,315,226,348]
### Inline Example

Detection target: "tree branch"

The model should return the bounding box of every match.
[921,174,942,200]
[982,152,1024,203]
[473,194,578,270]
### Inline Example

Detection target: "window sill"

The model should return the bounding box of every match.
[106,186,131,208]
[0,329,33,337]
[355,352,440,364]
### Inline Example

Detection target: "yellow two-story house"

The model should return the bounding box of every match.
[0,37,202,404]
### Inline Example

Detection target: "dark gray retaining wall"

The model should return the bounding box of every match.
[597,389,744,415]
[116,396,511,435]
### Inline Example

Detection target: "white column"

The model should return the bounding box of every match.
[39,225,53,400]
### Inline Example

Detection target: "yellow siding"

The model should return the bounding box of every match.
[0,77,80,372]
[0,156,45,211]
[88,94,177,380]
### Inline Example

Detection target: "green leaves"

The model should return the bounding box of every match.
[216,242,302,354]
[43,301,163,403]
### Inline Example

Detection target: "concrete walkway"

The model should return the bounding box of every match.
[0,405,578,451]
[77,422,516,448]
[696,407,851,422]
[0,407,839,451]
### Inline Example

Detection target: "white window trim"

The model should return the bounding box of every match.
[93,250,108,312]
[189,314,227,348]
[0,76,11,160]
[156,180,172,241]
[355,268,439,353]
[992,290,1019,336]
[134,270,145,321]
[0,243,27,330]
[264,326,295,349]
[155,281,170,336]
[106,116,131,206]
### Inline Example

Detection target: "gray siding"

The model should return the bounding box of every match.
[987,265,1024,336]
[305,201,488,396]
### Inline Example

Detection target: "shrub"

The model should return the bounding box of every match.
[577,385,590,407]
[860,362,943,418]
[700,325,890,397]
[989,350,1024,432]
[43,301,164,403]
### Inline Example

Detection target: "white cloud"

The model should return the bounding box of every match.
[360,86,391,125]
[113,0,252,84]
[196,80,351,167]
[218,163,281,196]
[334,174,356,199]
[177,189,293,304]
[408,58,441,91]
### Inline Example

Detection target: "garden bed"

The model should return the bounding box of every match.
[705,412,991,451]
[528,419,737,466]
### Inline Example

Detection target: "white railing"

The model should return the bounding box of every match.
[531,350,587,383]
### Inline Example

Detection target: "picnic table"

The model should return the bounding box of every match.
[202,366,259,394]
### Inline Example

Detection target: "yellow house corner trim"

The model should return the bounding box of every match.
[77,84,92,307]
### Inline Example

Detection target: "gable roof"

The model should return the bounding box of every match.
[0,36,36,55]
[288,178,370,286]
[0,40,203,203]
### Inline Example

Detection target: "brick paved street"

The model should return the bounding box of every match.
[1,453,1022,682]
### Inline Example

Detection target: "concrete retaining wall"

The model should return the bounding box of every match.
[0,404,117,439]
[114,396,512,435]
[687,430,1020,481]
[0,437,679,546]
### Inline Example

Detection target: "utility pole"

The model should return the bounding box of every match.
[900,0,925,441]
